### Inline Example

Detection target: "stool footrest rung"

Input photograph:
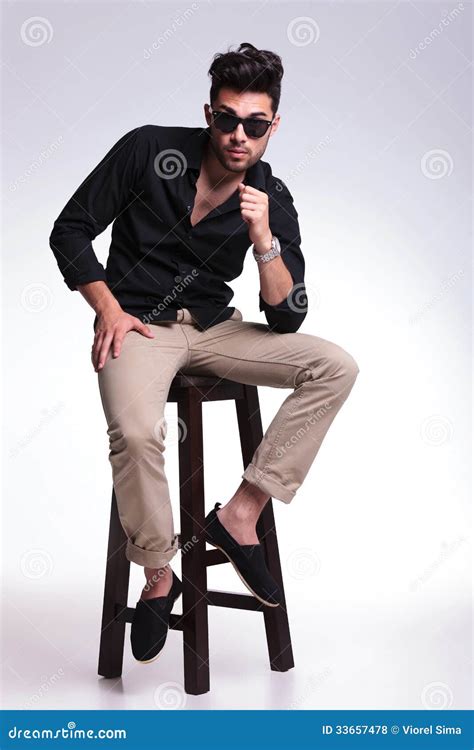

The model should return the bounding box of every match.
[114,606,185,631]
[182,542,258,569]
[169,614,184,630]
[206,589,263,611]
[205,547,228,566]
[114,604,135,624]
[114,587,263,626]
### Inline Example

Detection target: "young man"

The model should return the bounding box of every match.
[49,42,359,664]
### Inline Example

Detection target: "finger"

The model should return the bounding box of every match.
[111,332,124,358]
[239,190,260,202]
[239,198,261,209]
[134,320,155,338]
[240,201,262,210]
[238,185,259,200]
[239,184,262,196]
[240,193,267,207]
[92,332,105,370]
[240,209,257,222]
[240,208,264,220]
[96,333,114,371]
[239,188,257,201]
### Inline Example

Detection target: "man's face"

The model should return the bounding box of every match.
[204,88,280,174]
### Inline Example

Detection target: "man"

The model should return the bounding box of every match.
[49,42,359,664]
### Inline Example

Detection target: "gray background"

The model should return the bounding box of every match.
[2,0,472,710]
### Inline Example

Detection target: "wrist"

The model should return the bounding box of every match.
[252,231,273,255]
[95,296,121,317]
[253,235,281,264]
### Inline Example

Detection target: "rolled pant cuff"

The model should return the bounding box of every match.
[126,536,179,568]
[242,463,295,504]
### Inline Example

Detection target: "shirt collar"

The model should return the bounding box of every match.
[181,125,267,193]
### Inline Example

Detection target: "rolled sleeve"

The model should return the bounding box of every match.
[258,181,308,333]
[48,126,143,291]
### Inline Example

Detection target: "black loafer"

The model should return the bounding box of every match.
[203,502,282,607]
[131,570,183,663]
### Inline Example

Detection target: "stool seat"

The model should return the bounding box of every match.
[98,372,294,694]
[170,373,228,388]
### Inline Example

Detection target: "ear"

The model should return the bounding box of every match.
[269,113,281,137]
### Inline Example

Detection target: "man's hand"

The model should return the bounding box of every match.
[238,182,272,251]
[92,306,155,372]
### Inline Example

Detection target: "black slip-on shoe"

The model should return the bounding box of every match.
[130,570,182,663]
[203,502,282,607]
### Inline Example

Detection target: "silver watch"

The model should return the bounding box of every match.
[252,235,281,263]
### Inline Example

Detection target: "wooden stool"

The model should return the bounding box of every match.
[97,374,294,694]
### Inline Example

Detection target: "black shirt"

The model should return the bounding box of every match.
[49,124,308,333]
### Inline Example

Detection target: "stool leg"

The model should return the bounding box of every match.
[177,388,210,695]
[236,384,295,672]
[98,488,131,678]
[257,502,295,671]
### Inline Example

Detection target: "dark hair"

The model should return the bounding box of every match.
[208,42,283,115]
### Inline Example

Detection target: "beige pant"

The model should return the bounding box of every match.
[97,307,359,568]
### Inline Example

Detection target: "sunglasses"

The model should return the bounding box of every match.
[210,109,274,139]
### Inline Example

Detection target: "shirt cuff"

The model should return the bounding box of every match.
[259,286,307,333]
[63,266,107,291]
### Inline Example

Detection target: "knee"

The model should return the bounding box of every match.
[308,341,360,384]
[336,348,360,384]
[107,417,167,457]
